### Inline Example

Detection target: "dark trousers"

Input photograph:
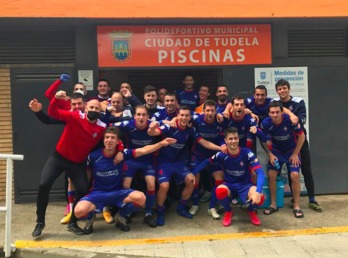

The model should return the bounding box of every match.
[36,152,88,224]
[299,138,315,199]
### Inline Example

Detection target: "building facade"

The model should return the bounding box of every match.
[0,0,347,202]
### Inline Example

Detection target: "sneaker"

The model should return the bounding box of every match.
[222,211,233,227]
[177,207,193,219]
[60,212,72,224]
[156,211,165,226]
[308,201,323,212]
[143,215,157,228]
[199,191,211,203]
[189,205,199,215]
[115,212,131,232]
[125,215,132,224]
[32,222,45,238]
[67,222,84,235]
[103,210,114,224]
[247,210,261,226]
[207,208,220,219]
[216,203,225,214]
[83,213,96,235]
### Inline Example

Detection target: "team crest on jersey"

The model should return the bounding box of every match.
[240,161,244,166]
[92,132,98,139]
[284,126,288,131]
[109,31,132,62]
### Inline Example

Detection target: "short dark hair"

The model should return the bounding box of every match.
[179,105,191,112]
[203,100,216,109]
[144,85,157,94]
[275,79,290,90]
[183,73,194,79]
[217,85,228,90]
[70,92,85,101]
[165,92,177,100]
[104,127,120,138]
[225,127,239,137]
[231,94,244,104]
[268,101,284,112]
[98,78,110,86]
[253,85,268,95]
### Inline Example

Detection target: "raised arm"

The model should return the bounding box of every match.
[134,138,177,158]
[44,74,70,100]
[29,98,64,125]
[48,90,72,121]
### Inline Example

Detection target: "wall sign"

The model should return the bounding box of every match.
[97,24,271,67]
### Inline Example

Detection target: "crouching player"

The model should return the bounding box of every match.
[74,127,176,234]
[193,127,265,226]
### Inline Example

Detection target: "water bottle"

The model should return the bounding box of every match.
[274,159,280,170]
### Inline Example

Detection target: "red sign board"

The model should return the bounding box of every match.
[97,25,271,67]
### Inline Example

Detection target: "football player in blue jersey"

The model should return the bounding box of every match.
[261,101,305,218]
[73,127,176,234]
[192,127,265,226]
[152,92,179,123]
[245,85,272,123]
[143,85,165,117]
[114,105,158,228]
[223,95,267,149]
[216,85,229,115]
[175,74,199,111]
[190,100,224,219]
[148,106,221,226]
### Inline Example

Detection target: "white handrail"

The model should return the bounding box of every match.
[0,154,24,258]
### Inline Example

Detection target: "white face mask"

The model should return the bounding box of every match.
[74,89,85,95]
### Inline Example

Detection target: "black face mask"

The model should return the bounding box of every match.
[87,111,100,121]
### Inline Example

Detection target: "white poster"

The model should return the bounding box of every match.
[254,67,309,194]
[78,70,94,91]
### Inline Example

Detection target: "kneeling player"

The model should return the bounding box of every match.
[74,127,176,234]
[193,127,265,226]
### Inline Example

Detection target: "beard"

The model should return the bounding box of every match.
[218,96,226,102]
